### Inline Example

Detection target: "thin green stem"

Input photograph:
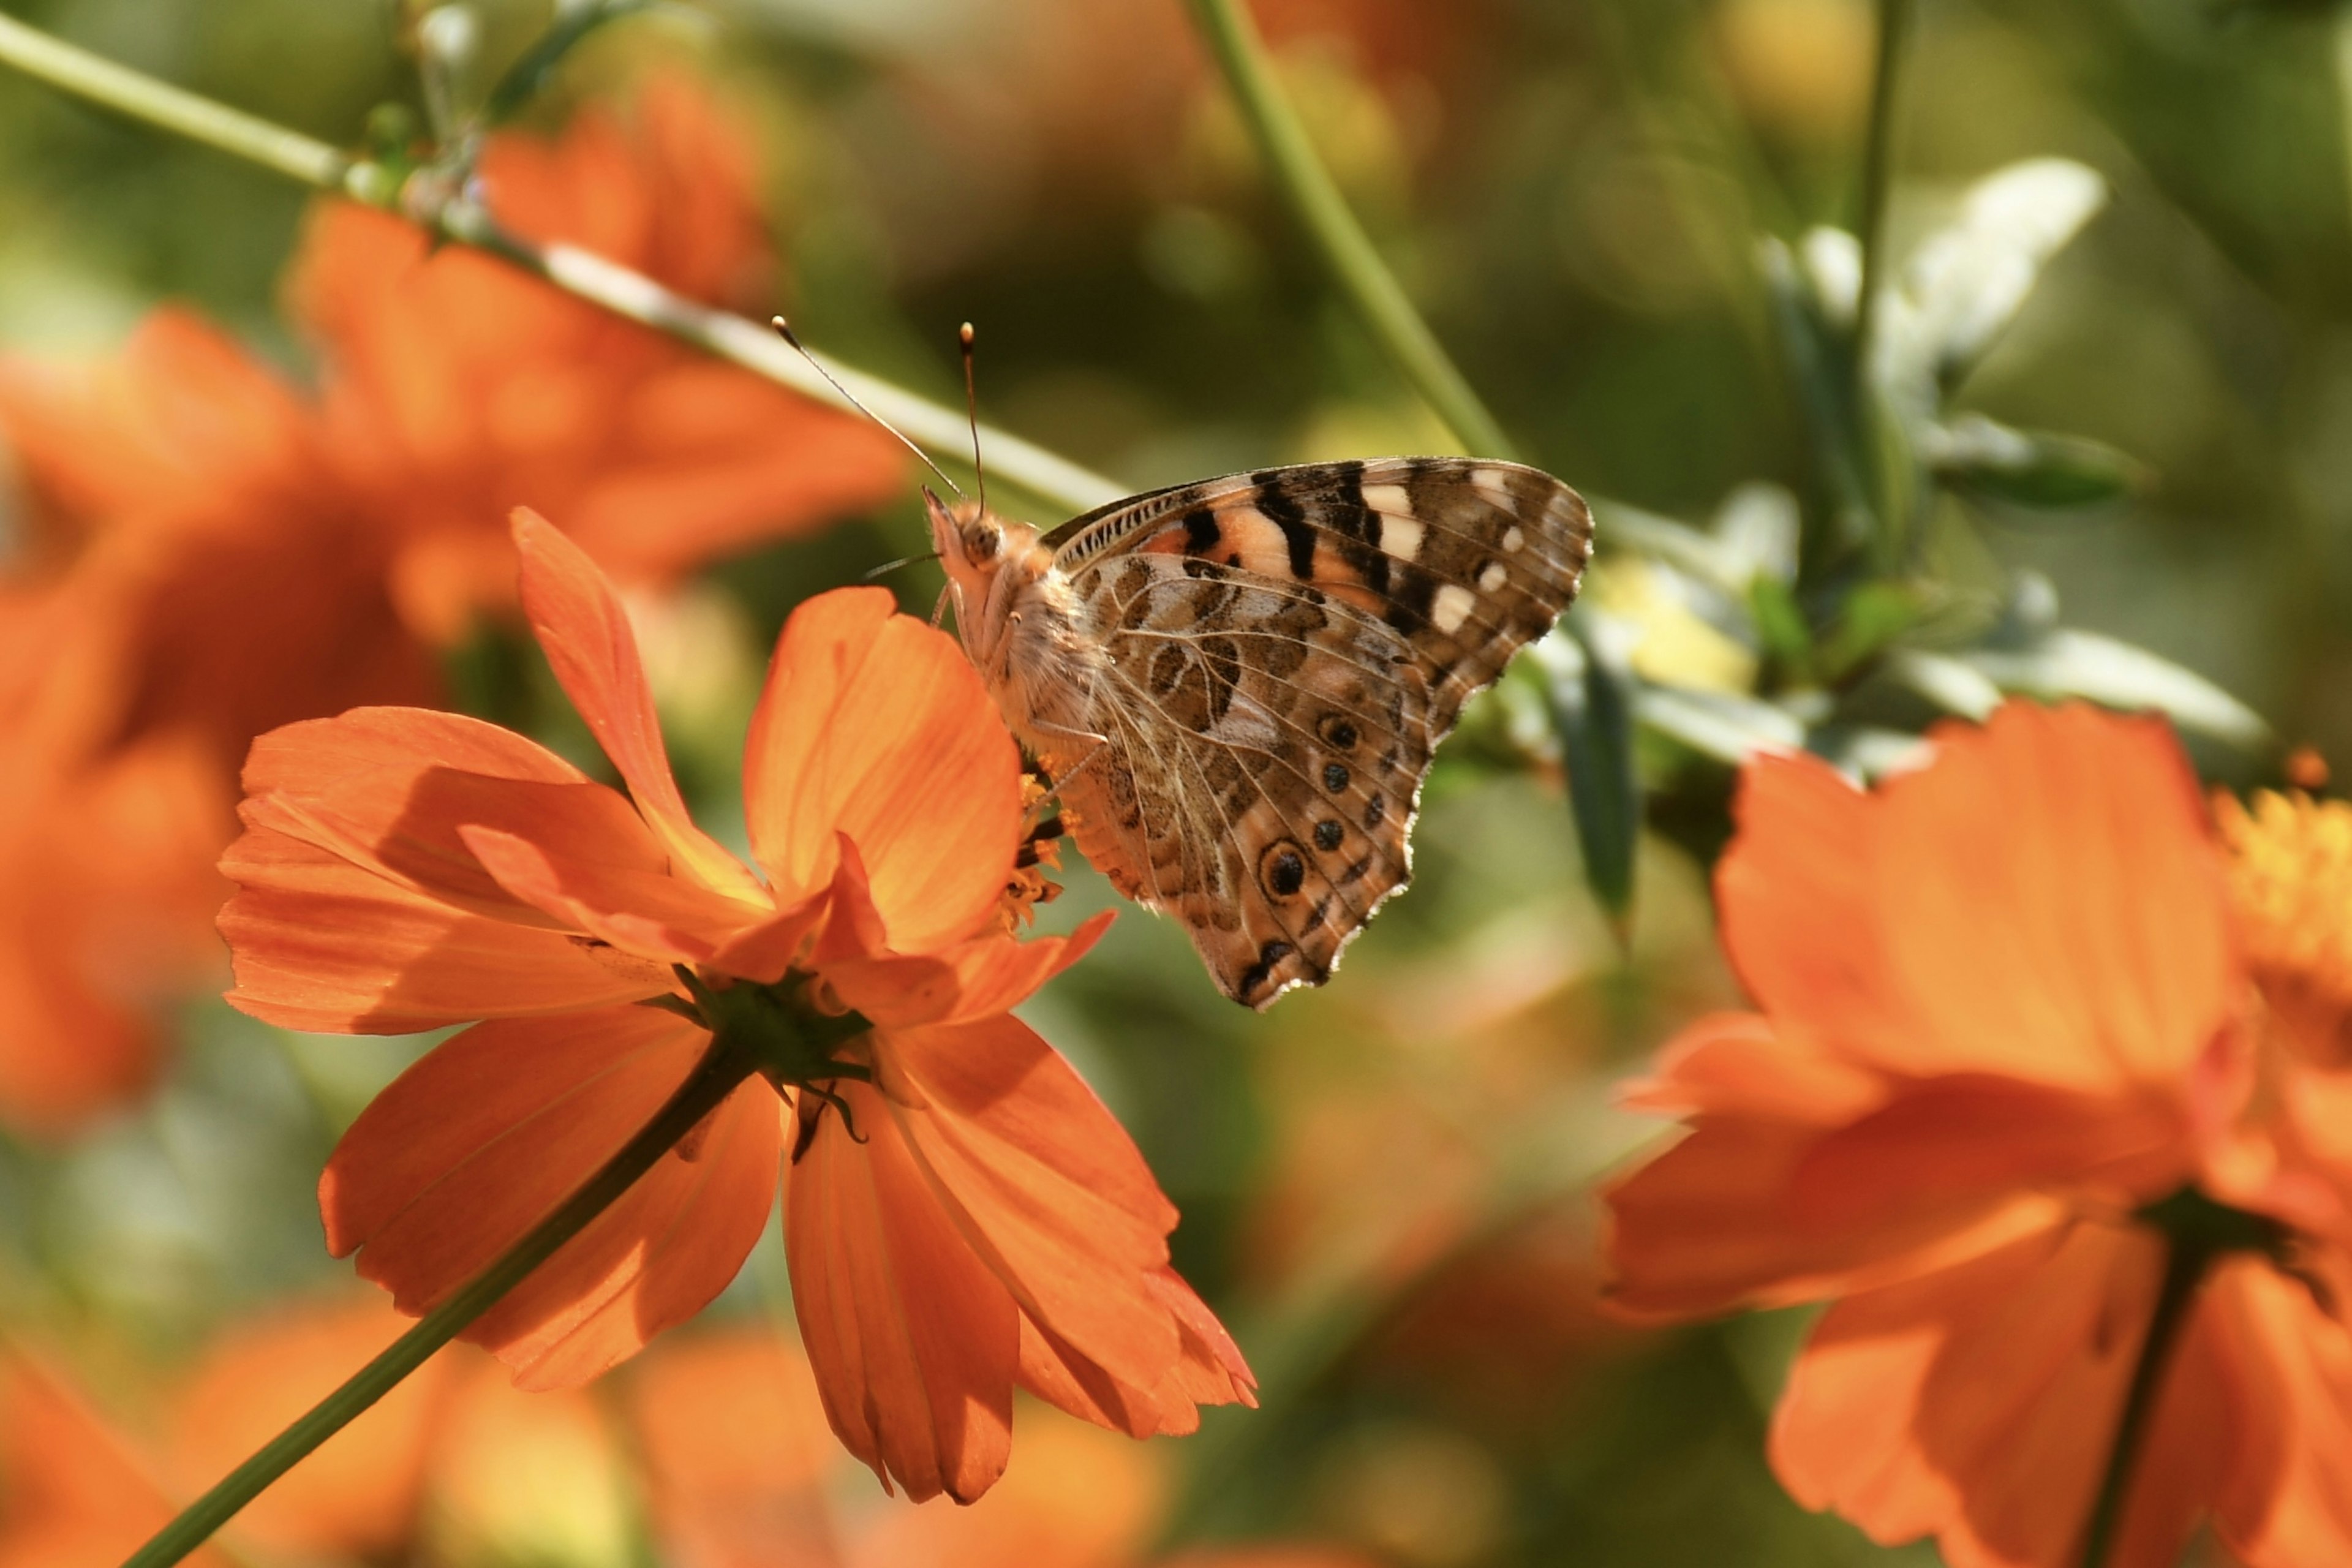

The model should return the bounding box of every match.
[121,1040,759,1568]
[2079,1241,2201,1568]
[2335,6,2352,257]
[0,13,1124,516]
[1850,0,1912,394]
[1849,0,1915,568]
[0,12,350,188]
[2076,1234,2204,1568]
[1182,0,1517,461]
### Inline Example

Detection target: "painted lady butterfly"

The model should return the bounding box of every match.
[928,456,1593,1008]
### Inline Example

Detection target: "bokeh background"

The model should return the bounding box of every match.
[0,0,2345,1562]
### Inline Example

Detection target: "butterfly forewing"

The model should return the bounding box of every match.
[1035,456,1591,1008]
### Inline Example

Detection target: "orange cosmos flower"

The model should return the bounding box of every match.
[292,70,902,643]
[217,511,1253,1502]
[1602,701,2352,1568]
[0,72,899,1130]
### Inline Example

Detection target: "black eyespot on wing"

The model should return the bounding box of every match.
[1317,715,1359,750]
[1322,761,1351,793]
[1258,840,1307,899]
[1182,509,1222,554]
[1314,819,1344,851]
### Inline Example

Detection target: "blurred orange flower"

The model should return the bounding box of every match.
[292,72,903,644]
[1603,701,2352,1568]
[217,513,1252,1501]
[0,70,900,1133]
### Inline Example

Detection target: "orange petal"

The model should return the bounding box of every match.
[1603,1020,2075,1318]
[1719,702,2238,1093]
[458,824,774,967]
[0,1350,210,1568]
[322,1005,779,1385]
[825,911,1114,1027]
[168,1296,454,1560]
[0,309,315,531]
[220,819,668,1032]
[1784,1075,2196,1231]
[627,1330,840,1568]
[511,510,766,902]
[785,1078,1019,1503]
[1013,1265,1257,1442]
[742,588,1022,952]
[2204,1257,2352,1566]
[1147,1265,1259,1419]
[1768,1218,2167,1567]
[883,1016,1186,1400]
[239,706,668,924]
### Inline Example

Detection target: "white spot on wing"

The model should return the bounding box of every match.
[1471,466,1513,502]
[1477,560,1509,594]
[1432,583,1477,635]
[1362,483,1411,514]
[1501,526,1525,553]
[1382,515,1425,561]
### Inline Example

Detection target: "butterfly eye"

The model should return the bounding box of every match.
[963,522,1001,562]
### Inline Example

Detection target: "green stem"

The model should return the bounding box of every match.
[1183,0,1517,461]
[1850,0,1912,394]
[1849,0,1915,568]
[2335,6,2352,256]
[2075,1232,2207,1568]
[121,1040,758,1568]
[0,12,350,188]
[0,13,1123,516]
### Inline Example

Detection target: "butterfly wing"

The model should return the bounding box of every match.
[1046,457,1593,733]
[1056,552,1431,1006]
[1046,457,1591,1008]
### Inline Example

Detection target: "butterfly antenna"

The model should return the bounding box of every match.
[862,551,942,582]
[772,317,963,499]
[959,321,987,513]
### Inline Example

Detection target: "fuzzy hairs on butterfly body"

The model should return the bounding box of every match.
[924,489,1110,765]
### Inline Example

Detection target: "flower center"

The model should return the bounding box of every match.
[660,967,873,1090]
[2134,1184,2290,1269]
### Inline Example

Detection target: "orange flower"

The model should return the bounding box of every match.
[1602,701,2352,1568]
[217,511,1253,1501]
[0,71,900,1131]
[292,70,903,644]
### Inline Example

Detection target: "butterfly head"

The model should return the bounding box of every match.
[922,487,1057,674]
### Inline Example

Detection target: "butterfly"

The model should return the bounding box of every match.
[927,456,1593,1008]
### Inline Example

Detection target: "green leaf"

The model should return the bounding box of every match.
[1535,622,1642,942]
[1926,415,2149,510]
[1818,579,1925,679]
[1877,158,2109,409]
[1959,628,2272,750]
[483,0,661,126]
[1747,575,1814,679]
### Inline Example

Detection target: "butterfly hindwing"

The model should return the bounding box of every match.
[1058,551,1431,1005]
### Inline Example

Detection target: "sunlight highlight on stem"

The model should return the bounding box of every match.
[120,1042,760,1568]
[0,13,1125,517]
[1182,0,1518,461]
